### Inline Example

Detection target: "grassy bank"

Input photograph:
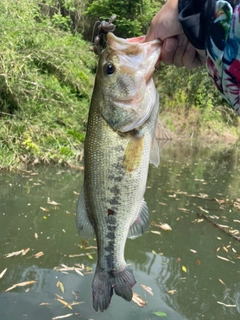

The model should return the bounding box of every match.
[0,0,96,170]
[0,0,240,171]
[154,65,240,144]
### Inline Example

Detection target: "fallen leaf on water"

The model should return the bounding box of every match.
[4,248,30,258]
[0,268,7,279]
[69,251,95,258]
[196,260,201,265]
[152,311,167,317]
[167,289,176,295]
[140,284,153,296]
[40,207,50,212]
[52,313,73,319]
[5,280,36,292]
[198,206,209,214]
[22,248,30,256]
[151,231,161,236]
[69,302,84,307]
[178,208,189,212]
[47,197,61,206]
[159,223,172,231]
[223,246,228,253]
[219,279,226,286]
[182,266,187,273]
[190,249,197,253]
[35,252,44,258]
[34,233,38,239]
[68,254,83,258]
[168,194,176,198]
[217,301,236,307]
[132,292,146,307]
[88,254,93,260]
[229,229,240,235]
[56,281,65,294]
[54,264,84,277]
[57,298,72,310]
[74,269,84,276]
[233,219,240,223]
[40,302,52,306]
[194,219,204,223]
[217,255,234,263]
[158,202,167,206]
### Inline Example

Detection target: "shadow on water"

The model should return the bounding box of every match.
[0,141,240,320]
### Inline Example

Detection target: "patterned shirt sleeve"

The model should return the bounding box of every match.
[179,0,240,115]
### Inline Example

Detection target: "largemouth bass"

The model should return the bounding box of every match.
[76,32,161,312]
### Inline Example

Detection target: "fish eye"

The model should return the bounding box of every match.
[104,62,115,75]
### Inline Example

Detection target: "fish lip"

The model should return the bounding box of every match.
[107,32,161,80]
[107,32,161,46]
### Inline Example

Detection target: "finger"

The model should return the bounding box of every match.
[172,34,188,67]
[183,44,206,69]
[160,37,178,65]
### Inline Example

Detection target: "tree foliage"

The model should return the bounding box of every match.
[0,0,239,169]
[84,0,160,37]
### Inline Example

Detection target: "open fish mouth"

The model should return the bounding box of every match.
[107,32,161,80]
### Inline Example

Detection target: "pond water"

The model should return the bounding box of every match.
[0,142,240,320]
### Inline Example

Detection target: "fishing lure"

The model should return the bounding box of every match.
[93,15,116,55]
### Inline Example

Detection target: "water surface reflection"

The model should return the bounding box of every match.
[0,142,240,320]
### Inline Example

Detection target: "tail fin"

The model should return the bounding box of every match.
[92,264,136,312]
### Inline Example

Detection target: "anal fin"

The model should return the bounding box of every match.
[128,200,149,239]
[76,186,95,239]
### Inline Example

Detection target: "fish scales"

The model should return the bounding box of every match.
[76,32,161,312]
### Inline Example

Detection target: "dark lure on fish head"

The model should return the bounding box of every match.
[76,32,161,312]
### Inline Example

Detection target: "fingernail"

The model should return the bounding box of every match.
[164,38,177,52]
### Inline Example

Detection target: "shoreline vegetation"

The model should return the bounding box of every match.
[0,0,240,171]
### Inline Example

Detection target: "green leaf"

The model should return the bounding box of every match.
[153,312,167,317]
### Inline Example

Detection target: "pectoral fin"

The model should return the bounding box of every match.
[76,187,95,239]
[128,200,149,239]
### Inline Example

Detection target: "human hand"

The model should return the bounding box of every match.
[145,0,206,69]
[160,35,206,68]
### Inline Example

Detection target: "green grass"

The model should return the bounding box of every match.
[0,0,96,170]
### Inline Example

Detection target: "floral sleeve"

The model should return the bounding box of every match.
[206,1,240,115]
[179,0,240,115]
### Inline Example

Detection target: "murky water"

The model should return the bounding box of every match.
[0,142,240,320]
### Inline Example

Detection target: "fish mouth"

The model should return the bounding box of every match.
[107,32,161,81]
